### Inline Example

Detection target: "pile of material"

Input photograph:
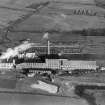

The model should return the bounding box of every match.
[30,80,58,94]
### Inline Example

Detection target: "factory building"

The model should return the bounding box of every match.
[16,59,97,71]
[25,45,81,54]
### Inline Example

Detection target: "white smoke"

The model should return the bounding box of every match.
[0,41,35,59]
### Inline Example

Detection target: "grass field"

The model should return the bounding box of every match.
[0,92,88,105]
[0,0,105,53]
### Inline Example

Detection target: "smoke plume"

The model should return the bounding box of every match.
[0,41,35,59]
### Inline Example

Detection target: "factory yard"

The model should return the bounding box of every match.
[0,70,105,105]
[0,71,88,105]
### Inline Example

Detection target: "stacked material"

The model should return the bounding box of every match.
[0,63,13,69]
[30,80,58,94]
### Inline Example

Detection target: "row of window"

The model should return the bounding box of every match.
[25,47,81,54]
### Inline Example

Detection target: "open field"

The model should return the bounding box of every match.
[0,92,88,105]
[0,0,105,54]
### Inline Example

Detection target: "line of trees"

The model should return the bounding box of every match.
[70,28,105,36]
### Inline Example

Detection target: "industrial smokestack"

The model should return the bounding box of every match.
[43,33,50,55]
